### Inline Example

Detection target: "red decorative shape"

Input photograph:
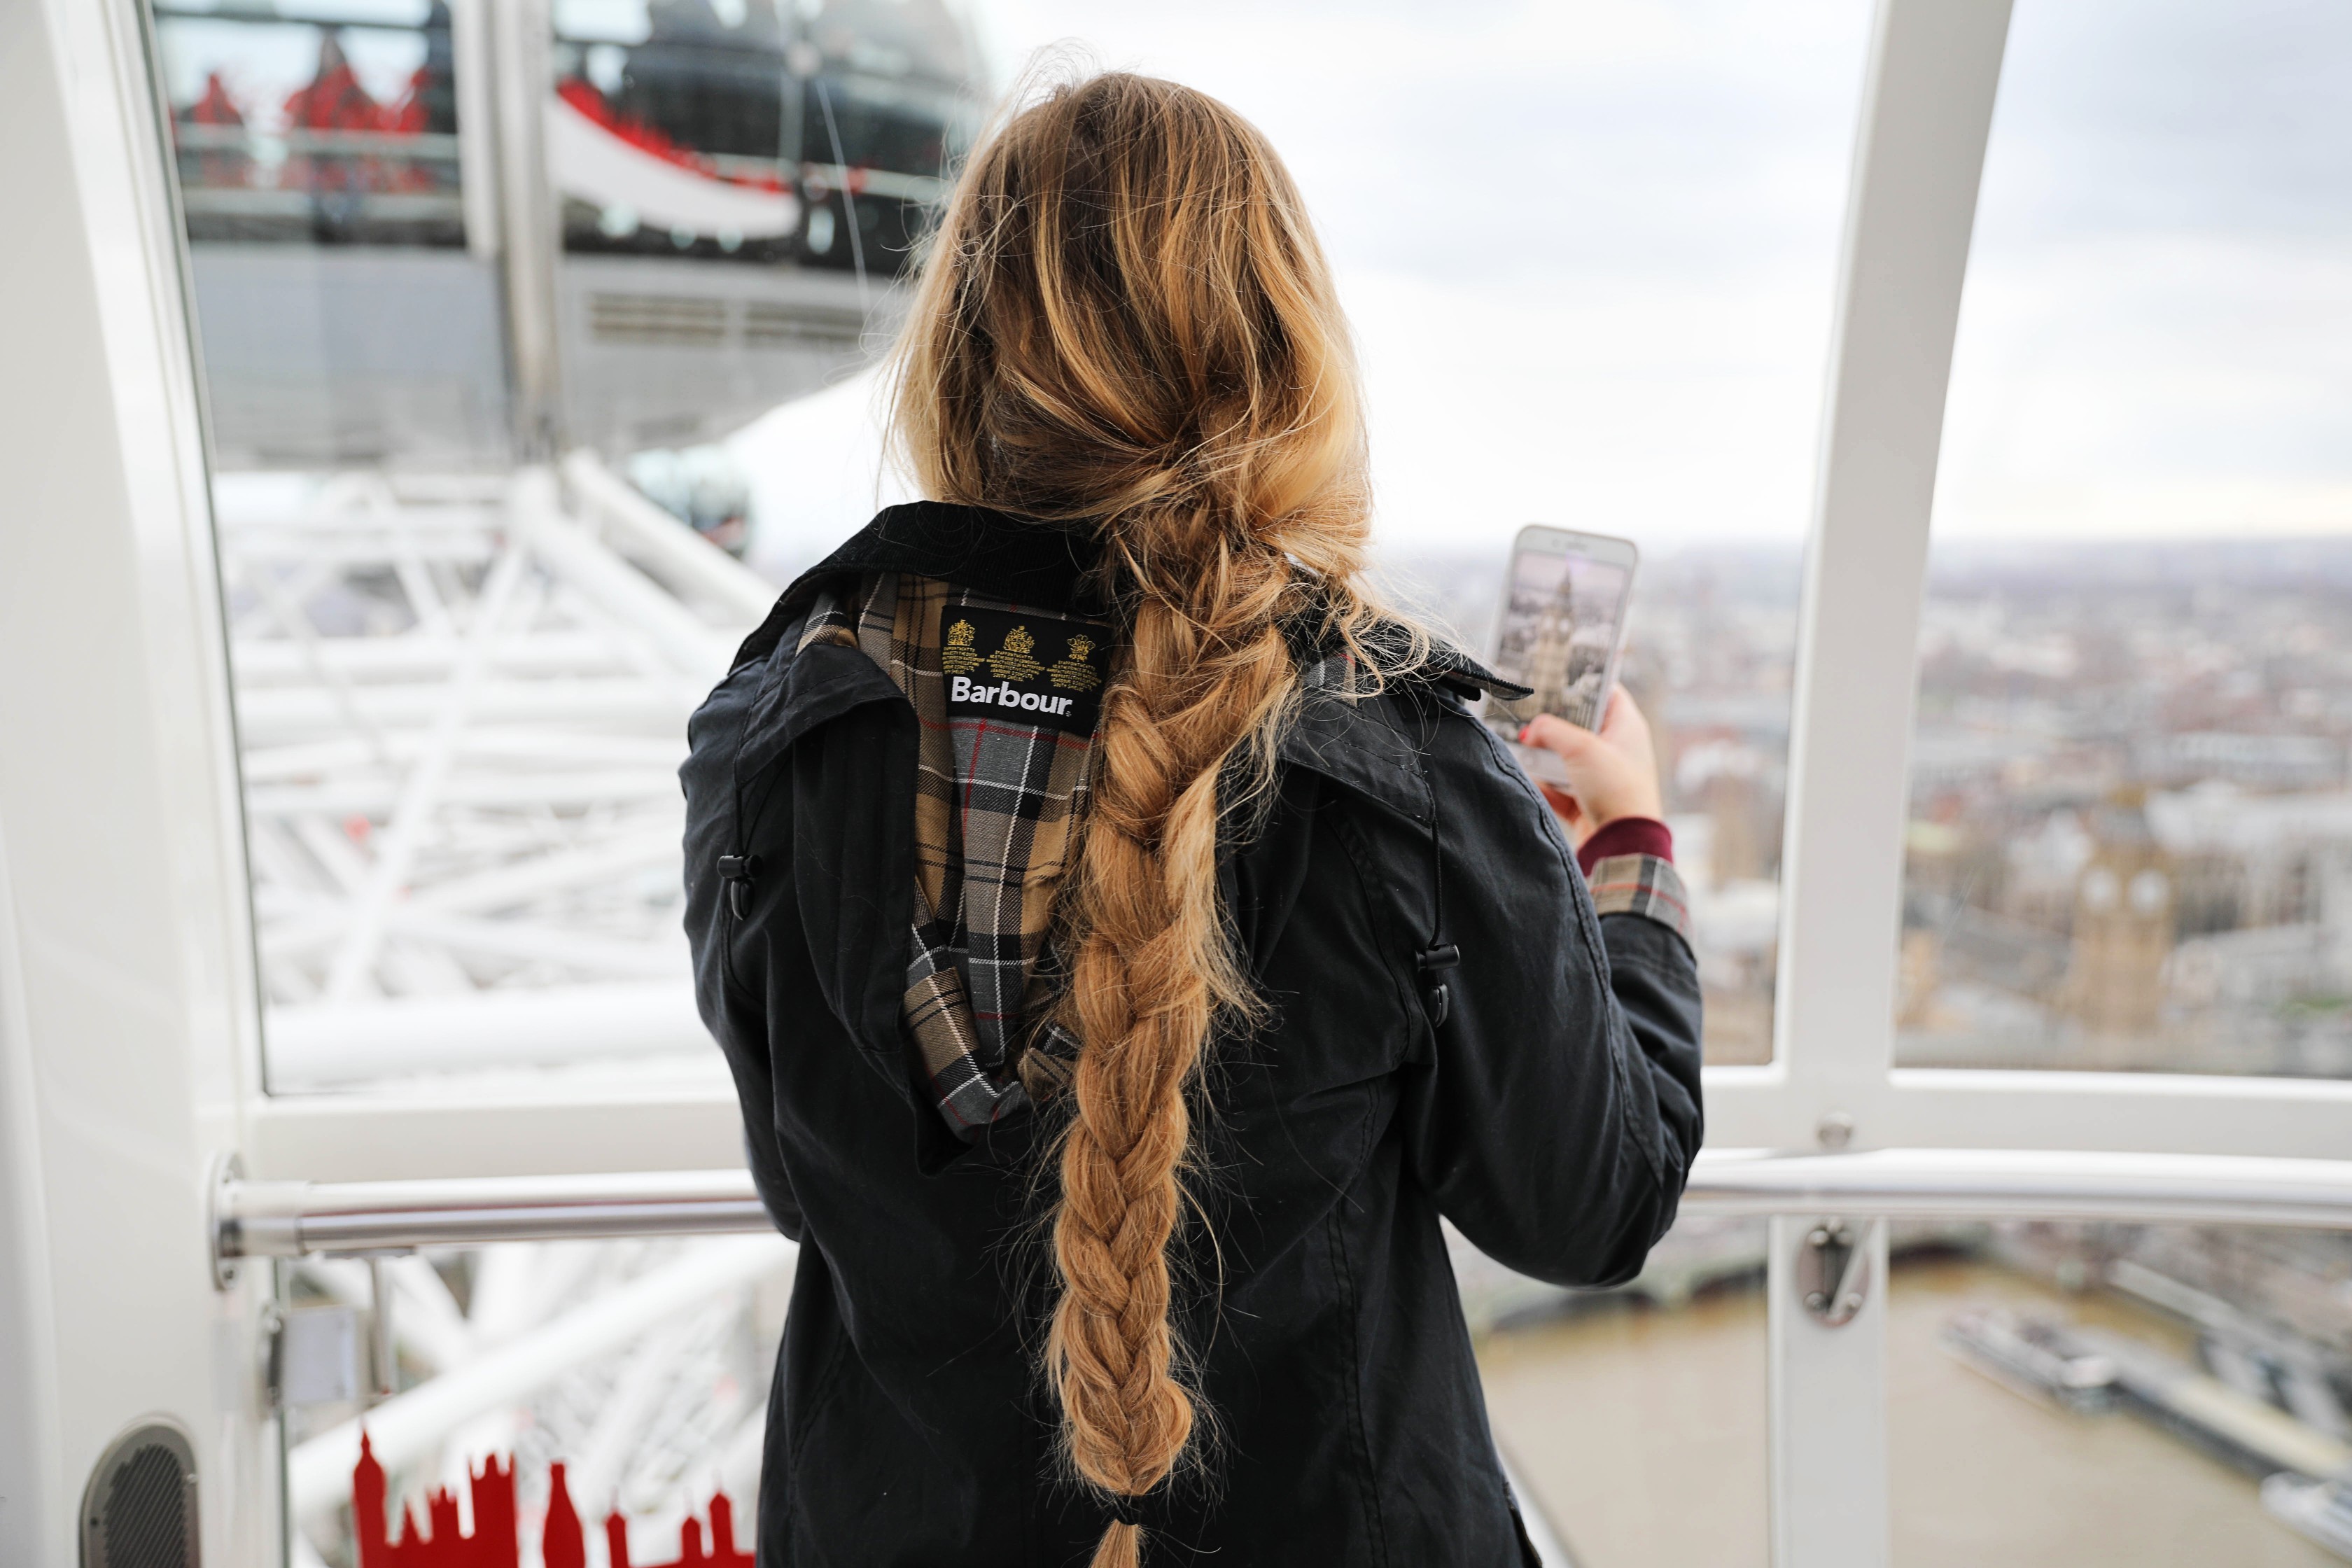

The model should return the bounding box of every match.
[472,1456,517,1568]
[602,1500,751,1568]
[354,1434,393,1568]
[353,1432,518,1566]
[544,1462,587,1568]
[709,1495,747,1566]
[354,1438,749,1568]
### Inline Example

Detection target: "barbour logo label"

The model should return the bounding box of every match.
[944,608,1110,737]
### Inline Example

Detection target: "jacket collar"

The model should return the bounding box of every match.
[783,501,1105,617]
[739,500,1530,703]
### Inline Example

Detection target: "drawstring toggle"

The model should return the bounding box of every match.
[718,853,763,918]
[1416,943,1460,1028]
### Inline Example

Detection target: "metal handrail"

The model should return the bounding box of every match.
[214,1169,770,1260]
[1683,1148,2352,1230]
[211,1147,2352,1267]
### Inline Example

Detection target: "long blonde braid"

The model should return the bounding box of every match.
[891,71,1390,1567]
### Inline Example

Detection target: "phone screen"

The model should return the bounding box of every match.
[1483,529,1638,783]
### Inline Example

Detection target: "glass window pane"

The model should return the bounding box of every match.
[1474,1218,1768,1566]
[148,0,975,1094]
[1900,0,2352,1075]
[1890,1220,2352,1565]
[161,0,1871,1088]
[741,0,1878,1065]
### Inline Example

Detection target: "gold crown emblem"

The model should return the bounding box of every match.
[942,617,980,674]
[988,624,1043,681]
[1050,634,1101,692]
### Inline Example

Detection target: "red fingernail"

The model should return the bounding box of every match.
[1518,724,1532,743]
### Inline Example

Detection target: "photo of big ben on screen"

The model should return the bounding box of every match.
[1488,547,1632,738]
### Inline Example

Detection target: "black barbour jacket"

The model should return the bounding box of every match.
[680,503,1704,1567]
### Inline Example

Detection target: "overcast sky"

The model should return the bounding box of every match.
[1935,0,2352,541]
[736,0,2352,570]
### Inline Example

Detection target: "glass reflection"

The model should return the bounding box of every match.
[549,0,976,271]
[157,1,464,248]
[150,1,507,469]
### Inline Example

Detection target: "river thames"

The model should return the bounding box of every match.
[1480,1256,2342,1567]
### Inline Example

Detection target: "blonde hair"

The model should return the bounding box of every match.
[890,71,1394,1567]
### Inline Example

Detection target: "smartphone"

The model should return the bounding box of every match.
[1483,525,1641,786]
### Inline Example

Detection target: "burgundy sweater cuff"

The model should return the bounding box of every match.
[1576,817,1674,878]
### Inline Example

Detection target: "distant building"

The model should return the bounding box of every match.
[2137,732,2347,792]
[2062,790,2176,1048]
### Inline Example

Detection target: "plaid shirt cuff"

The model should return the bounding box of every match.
[1586,853,1693,945]
[1576,816,1673,875]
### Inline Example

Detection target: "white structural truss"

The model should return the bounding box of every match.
[283,1236,792,1562]
[216,458,792,1560]
[218,457,774,1093]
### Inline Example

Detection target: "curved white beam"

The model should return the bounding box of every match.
[1769,10,2016,1561]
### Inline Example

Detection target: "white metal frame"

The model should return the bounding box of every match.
[7,0,2351,1563]
[1743,2,2350,1561]
[0,0,276,1559]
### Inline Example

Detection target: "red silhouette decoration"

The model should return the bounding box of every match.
[354,1433,749,1568]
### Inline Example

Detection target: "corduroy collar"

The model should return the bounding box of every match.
[752,500,1530,702]
[780,501,1105,617]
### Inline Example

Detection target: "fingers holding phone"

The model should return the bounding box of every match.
[1520,688,1663,848]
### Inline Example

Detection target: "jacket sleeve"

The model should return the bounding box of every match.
[682,654,807,1242]
[1396,704,1704,1288]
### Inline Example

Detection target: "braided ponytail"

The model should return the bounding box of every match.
[891,71,1395,1565]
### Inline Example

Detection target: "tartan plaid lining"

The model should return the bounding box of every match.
[1586,853,1693,944]
[800,573,1097,1136]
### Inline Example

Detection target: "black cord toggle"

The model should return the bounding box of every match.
[718,853,763,918]
[1416,943,1460,1028]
